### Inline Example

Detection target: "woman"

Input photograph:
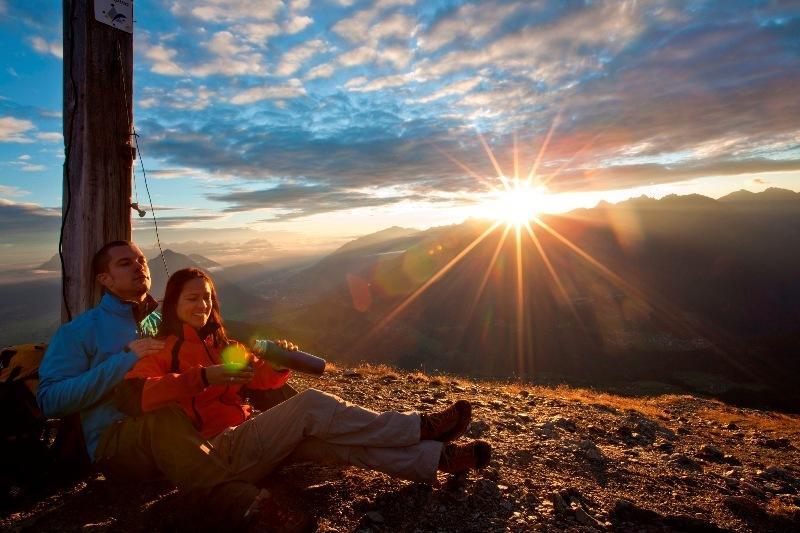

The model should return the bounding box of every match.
[117,268,490,529]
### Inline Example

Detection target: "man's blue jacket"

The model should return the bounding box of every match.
[37,292,160,459]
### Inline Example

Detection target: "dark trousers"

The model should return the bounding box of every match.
[94,406,258,525]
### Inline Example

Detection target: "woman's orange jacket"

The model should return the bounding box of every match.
[116,324,291,438]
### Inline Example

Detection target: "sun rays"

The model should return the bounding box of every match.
[353,117,721,379]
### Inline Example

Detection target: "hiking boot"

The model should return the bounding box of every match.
[420,399,472,442]
[438,440,492,474]
[245,488,317,533]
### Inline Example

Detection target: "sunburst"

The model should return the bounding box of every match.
[354,117,717,379]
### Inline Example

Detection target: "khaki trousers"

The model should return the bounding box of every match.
[213,388,443,485]
[94,389,442,522]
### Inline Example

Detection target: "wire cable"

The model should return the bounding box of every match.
[59,0,79,322]
[117,41,169,278]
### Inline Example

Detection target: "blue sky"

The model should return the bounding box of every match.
[1,0,799,266]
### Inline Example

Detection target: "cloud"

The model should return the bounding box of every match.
[191,32,267,77]
[21,164,46,172]
[0,185,28,197]
[290,0,310,10]
[147,168,208,180]
[552,158,800,193]
[415,1,646,83]
[230,80,307,104]
[346,73,414,92]
[305,63,335,80]
[275,39,326,77]
[140,86,216,111]
[333,0,416,44]
[380,45,413,69]
[339,46,378,67]
[0,116,35,143]
[0,198,60,233]
[416,77,481,104]
[236,22,282,44]
[419,2,523,52]
[36,132,62,142]
[171,0,284,23]
[207,183,424,220]
[133,214,224,228]
[143,43,184,76]
[29,36,62,59]
[117,0,800,211]
[285,15,313,34]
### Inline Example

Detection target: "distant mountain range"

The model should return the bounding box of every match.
[240,188,800,409]
[3,189,799,409]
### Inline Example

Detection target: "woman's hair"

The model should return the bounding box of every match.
[157,267,229,347]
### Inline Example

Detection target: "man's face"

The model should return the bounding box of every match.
[97,244,151,300]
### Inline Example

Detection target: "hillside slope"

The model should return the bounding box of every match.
[5,365,799,532]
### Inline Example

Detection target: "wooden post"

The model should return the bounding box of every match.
[62,0,134,321]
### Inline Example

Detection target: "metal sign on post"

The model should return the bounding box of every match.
[94,0,133,33]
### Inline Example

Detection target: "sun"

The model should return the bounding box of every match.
[484,180,549,226]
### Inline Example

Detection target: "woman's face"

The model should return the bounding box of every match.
[176,277,213,330]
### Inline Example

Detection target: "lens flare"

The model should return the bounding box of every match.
[222,344,249,370]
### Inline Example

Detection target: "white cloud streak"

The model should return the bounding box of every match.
[29,36,62,59]
[0,117,35,143]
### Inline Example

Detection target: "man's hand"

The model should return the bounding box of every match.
[204,364,254,386]
[126,338,165,358]
[275,339,299,352]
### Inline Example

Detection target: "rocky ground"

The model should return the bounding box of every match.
[3,363,800,532]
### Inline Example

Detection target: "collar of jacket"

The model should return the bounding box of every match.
[180,321,221,344]
[100,292,159,323]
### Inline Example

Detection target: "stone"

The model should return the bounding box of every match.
[697,444,725,462]
[365,511,384,524]
[762,437,792,449]
[573,506,604,530]
[722,454,741,466]
[669,453,701,471]
[466,420,490,438]
[764,465,792,480]
[724,496,765,518]
[550,415,577,432]
[741,481,765,498]
[343,369,363,379]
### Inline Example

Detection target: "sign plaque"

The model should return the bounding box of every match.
[94,0,133,34]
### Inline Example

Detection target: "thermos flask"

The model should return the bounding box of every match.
[252,339,326,376]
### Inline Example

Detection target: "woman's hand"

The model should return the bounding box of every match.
[270,339,298,371]
[204,364,254,386]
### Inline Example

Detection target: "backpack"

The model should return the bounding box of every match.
[0,343,89,507]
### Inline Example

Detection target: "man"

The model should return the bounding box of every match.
[37,241,264,526]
